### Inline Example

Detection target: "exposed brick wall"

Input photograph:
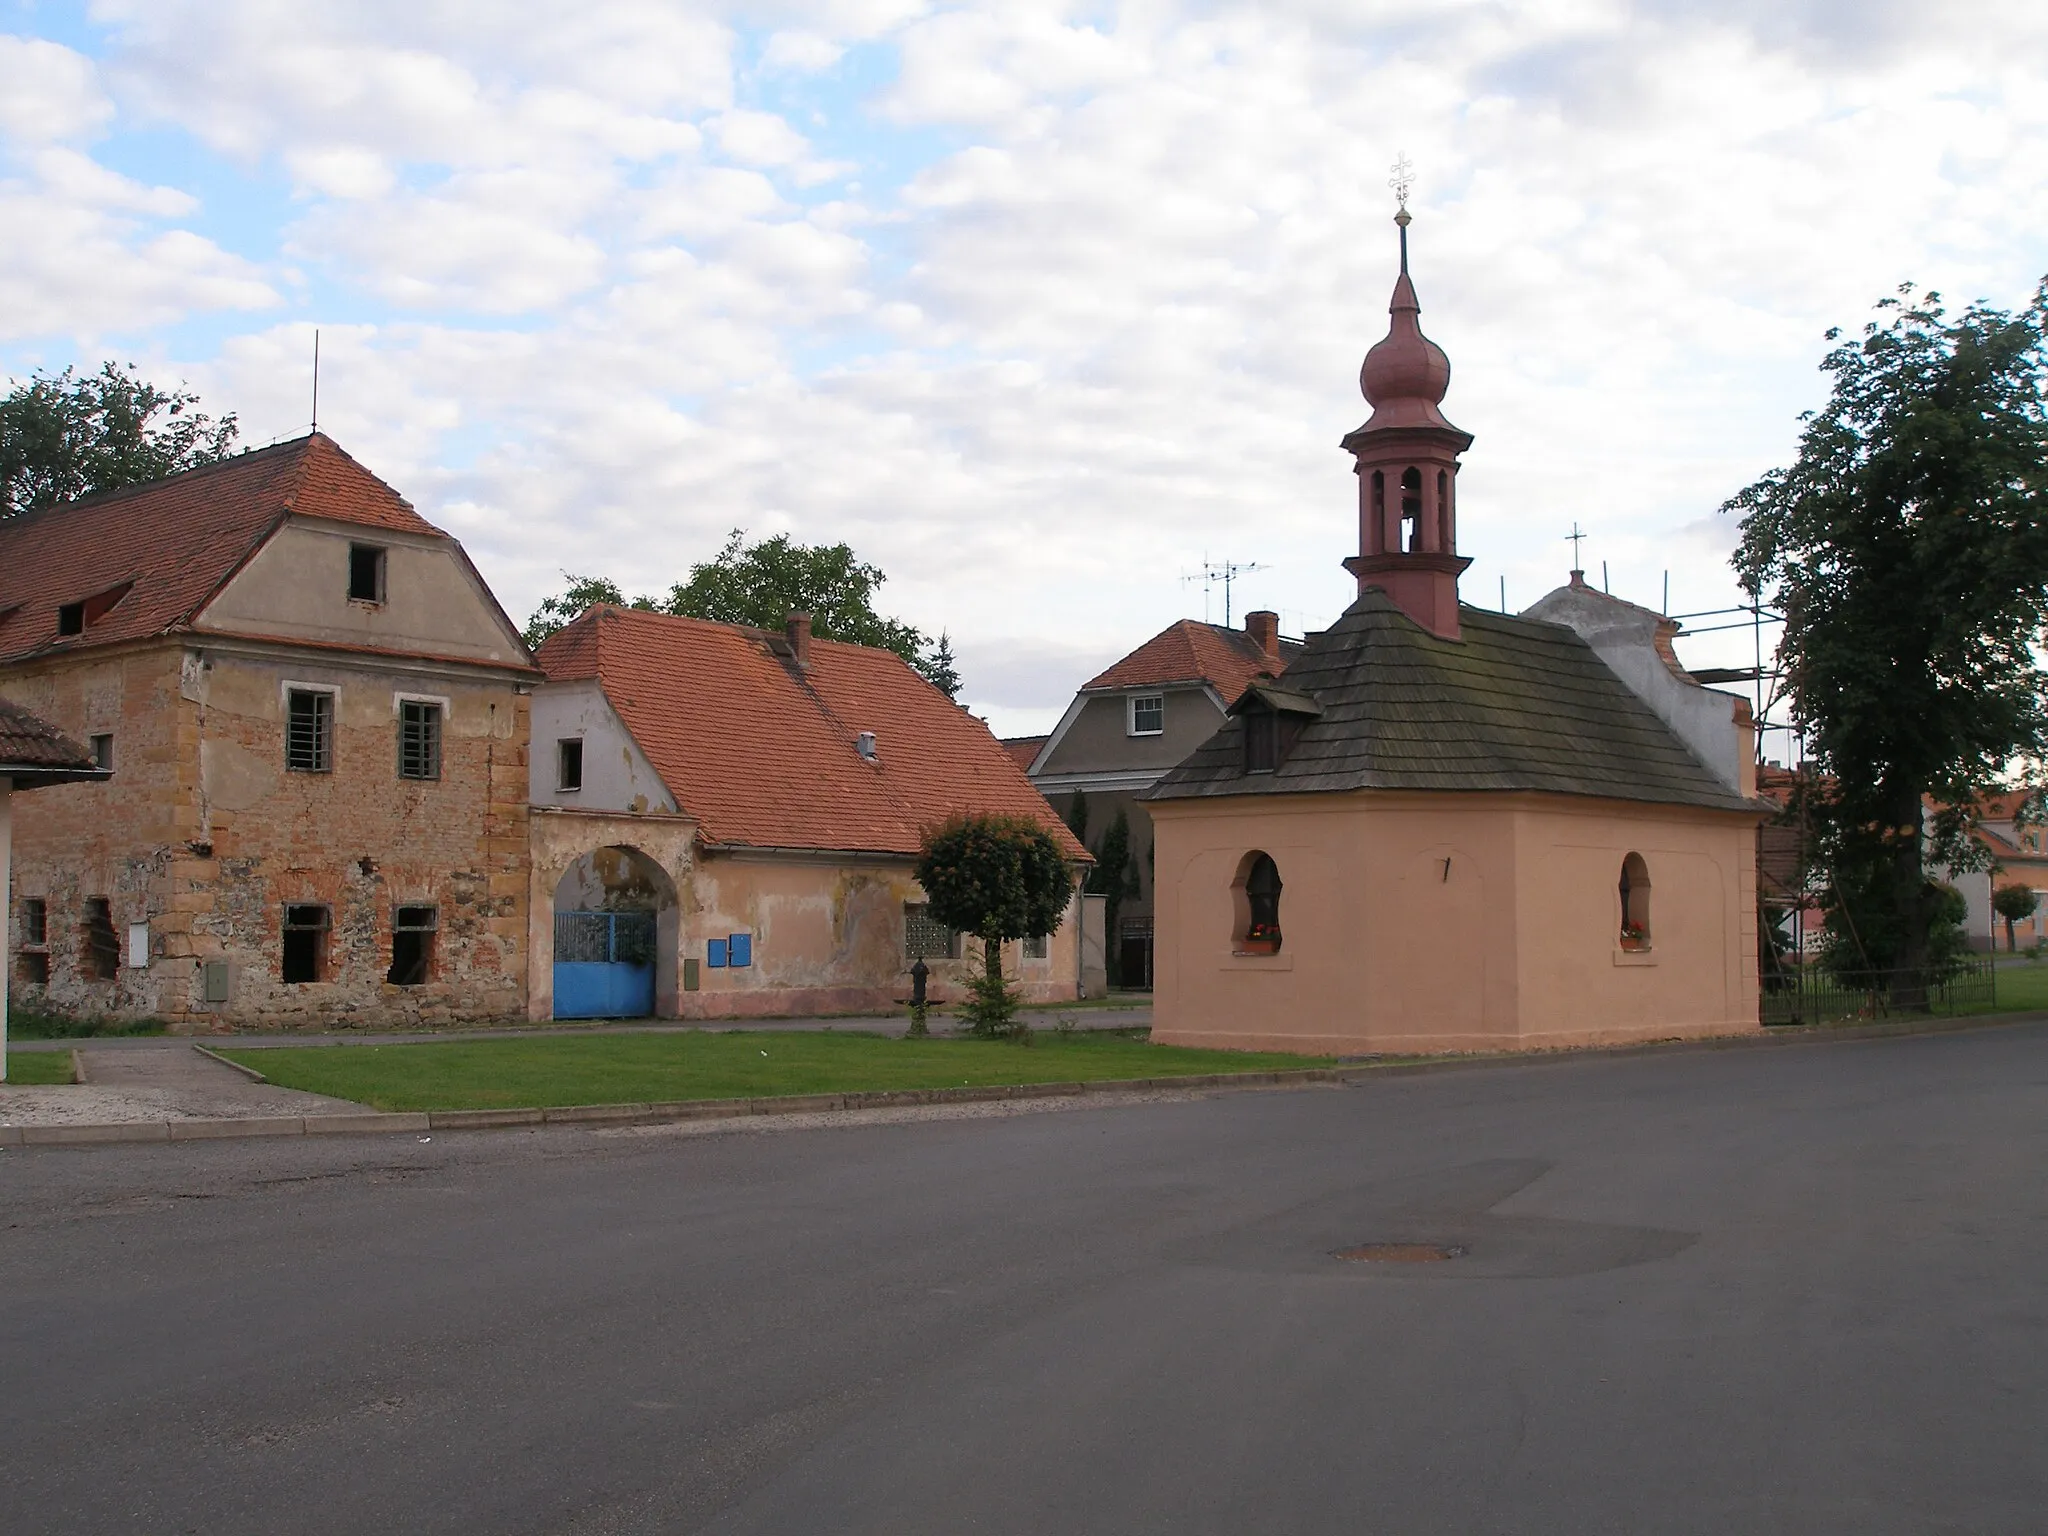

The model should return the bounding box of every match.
[5,641,529,1031]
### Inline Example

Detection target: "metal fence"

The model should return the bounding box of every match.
[1760,958,1996,1027]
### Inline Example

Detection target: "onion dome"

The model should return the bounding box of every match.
[1357,212,1458,433]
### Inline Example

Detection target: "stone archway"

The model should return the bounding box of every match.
[551,846,679,1019]
[526,809,698,1022]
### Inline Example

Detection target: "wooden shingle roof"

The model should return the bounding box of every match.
[1146,588,1755,813]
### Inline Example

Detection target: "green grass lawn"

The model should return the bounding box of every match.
[3,1051,75,1085]
[1966,960,2048,1015]
[219,1030,1330,1113]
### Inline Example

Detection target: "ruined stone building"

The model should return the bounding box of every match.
[0,434,537,1029]
[528,605,1089,1018]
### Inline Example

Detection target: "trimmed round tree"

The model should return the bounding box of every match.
[916,813,1074,1037]
[1993,882,2039,952]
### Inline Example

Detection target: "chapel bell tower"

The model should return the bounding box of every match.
[1341,197,1473,639]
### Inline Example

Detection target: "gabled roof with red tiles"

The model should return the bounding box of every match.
[0,433,445,666]
[1001,735,1049,774]
[0,696,105,787]
[537,606,1089,860]
[1082,619,1299,705]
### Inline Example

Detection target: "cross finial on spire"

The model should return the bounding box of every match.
[1567,522,1587,579]
[1388,152,1414,271]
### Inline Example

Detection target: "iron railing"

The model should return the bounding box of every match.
[1760,958,1995,1027]
[553,910,657,966]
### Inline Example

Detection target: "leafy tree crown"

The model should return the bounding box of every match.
[1727,277,2048,975]
[1,362,239,518]
[523,530,959,693]
[915,813,1073,944]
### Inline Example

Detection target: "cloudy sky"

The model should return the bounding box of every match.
[4,1,2045,741]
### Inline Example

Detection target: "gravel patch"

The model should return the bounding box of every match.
[0,1086,220,1127]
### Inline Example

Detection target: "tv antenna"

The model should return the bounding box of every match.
[1181,557,1267,628]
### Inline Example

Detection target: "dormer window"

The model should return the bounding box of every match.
[1231,683,1322,775]
[55,581,133,638]
[349,544,387,604]
[1129,694,1164,736]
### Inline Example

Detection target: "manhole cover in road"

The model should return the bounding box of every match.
[1331,1243,1467,1264]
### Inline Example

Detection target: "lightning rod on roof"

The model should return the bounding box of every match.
[311,328,320,435]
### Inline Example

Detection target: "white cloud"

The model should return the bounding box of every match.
[8,0,2048,719]
[706,108,813,168]
[0,35,113,142]
[759,31,846,74]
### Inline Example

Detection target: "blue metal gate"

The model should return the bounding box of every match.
[553,911,657,1019]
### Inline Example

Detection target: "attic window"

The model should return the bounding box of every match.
[1234,686,1320,774]
[1128,694,1164,736]
[57,581,135,638]
[556,738,584,792]
[349,544,387,604]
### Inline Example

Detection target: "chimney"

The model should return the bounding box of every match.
[1244,610,1280,667]
[785,611,812,667]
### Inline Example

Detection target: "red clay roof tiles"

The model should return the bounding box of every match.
[538,606,1087,860]
[1001,735,1048,774]
[0,697,100,778]
[1083,619,1292,704]
[0,433,440,666]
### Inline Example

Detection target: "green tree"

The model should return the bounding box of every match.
[1,362,239,517]
[522,530,951,685]
[916,813,1074,1038]
[922,630,962,699]
[668,529,926,664]
[1087,808,1141,987]
[1062,788,1090,846]
[1729,278,2048,1004]
[1993,882,2038,952]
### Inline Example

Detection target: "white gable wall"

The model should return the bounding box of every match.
[197,519,527,665]
[530,679,677,815]
[1521,584,1751,796]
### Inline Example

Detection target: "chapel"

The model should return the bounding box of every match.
[1142,205,1767,1055]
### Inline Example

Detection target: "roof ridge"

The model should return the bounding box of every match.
[0,433,311,529]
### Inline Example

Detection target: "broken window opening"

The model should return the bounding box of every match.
[388,904,437,986]
[282,904,331,983]
[349,544,387,603]
[83,898,120,980]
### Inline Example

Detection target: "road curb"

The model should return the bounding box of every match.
[6,1010,2044,1149]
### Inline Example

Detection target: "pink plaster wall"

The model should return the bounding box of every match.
[1149,790,1760,1055]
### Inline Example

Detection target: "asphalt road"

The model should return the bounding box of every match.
[4,1023,2046,1535]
